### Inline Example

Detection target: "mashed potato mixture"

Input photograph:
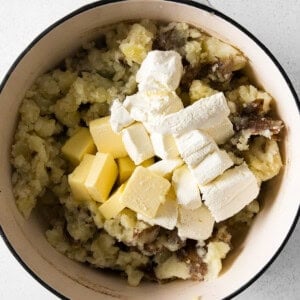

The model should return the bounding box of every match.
[11,21,283,286]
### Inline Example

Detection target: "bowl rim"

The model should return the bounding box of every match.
[0,0,299,299]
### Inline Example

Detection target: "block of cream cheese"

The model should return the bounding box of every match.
[123,90,183,124]
[117,156,155,184]
[110,99,134,133]
[136,50,183,91]
[172,165,202,210]
[62,127,96,165]
[147,92,230,135]
[175,130,217,168]
[120,166,170,218]
[150,132,179,159]
[177,205,215,240]
[121,123,155,165]
[99,184,126,220]
[68,154,95,201]
[84,152,118,202]
[190,150,234,185]
[137,188,178,230]
[147,158,184,180]
[89,116,127,158]
[201,163,259,222]
[203,117,234,145]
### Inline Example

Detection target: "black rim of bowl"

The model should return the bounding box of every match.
[0,1,299,299]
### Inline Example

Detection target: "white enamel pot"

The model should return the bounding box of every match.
[0,1,299,299]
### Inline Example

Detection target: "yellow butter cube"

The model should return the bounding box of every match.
[68,154,95,201]
[85,152,118,203]
[99,184,126,220]
[89,116,127,158]
[117,156,135,184]
[61,127,96,165]
[117,156,155,184]
[121,166,170,218]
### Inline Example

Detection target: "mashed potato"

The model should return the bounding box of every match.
[11,20,283,286]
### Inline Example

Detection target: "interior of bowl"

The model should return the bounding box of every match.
[0,1,299,299]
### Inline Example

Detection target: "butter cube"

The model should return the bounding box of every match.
[121,123,155,165]
[137,187,178,230]
[89,116,127,158]
[85,152,118,202]
[99,184,126,219]
[62,127,96,165]
[117,156,135,184]
[121,166,170,218]
[68,154,95,201]
[117,156,155,184]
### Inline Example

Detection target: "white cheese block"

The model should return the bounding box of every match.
[203,117,234,145]
[121,123,154,165]
[147,92,230,135]
[172,165,202,210]
[190,150,234,185]
[201,163,260,222]
[147,158,184,179]
[110,99,134,133]
[175,130,217,167]
[177,205,215,240]
[210,182,259,222]
[137,188,178,230]
[123,90,183,124]
[136,50,183,91]
[150,132,179,159]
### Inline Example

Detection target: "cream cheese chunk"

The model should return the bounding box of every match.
[110,99,134,133]
[147,158,184,179]
[190,150,234,185]
[150,132,179,159]
[172,165,202,210]
[136,50,183,91]
[123,90,183,124]
[137,188,178,230]
[177,205,215,240]
[201,163,260,222]
[203,117,234,145]
[121,123,155,165]
[147,92,230,135]
[175,130,217,168]
[120,166,170,218]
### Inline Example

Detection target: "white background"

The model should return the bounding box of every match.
[0,0,299,299]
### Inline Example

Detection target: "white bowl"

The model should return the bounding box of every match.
[0,1,299,299]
